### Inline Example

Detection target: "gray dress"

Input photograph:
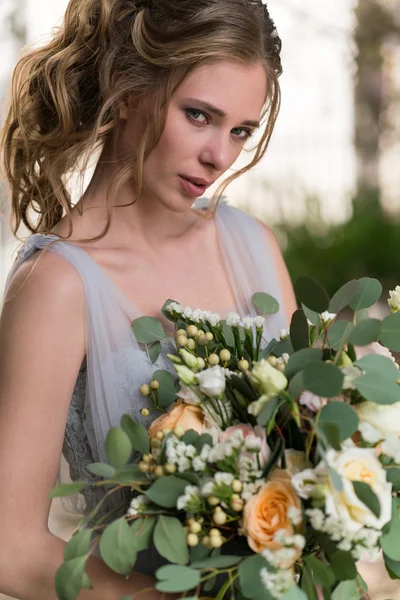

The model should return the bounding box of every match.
[4,198,288,576]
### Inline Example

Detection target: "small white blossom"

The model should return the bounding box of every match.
[291,469,319,499]
[254,316,266,328]
[167,302,183,314]
[204,312,221,326]
[388,286,400,313]
[276,353,290,367]
[299,391,328,412]
[293,535,306,550]
[190,308,202,323]
[177,485,200,510]
[226,312,241,327]
[127,494,148,517]
[214,472,235,486]
[306,508,325,531]
[279,328,290,340]
[260,568,295,598]
[241,316,254,330]
[321,311,336,323]
[202,480,215,496]
[358,422,383,445]
[178,456,191,472]
[287,506,303,526]
[182,306,193,319]
[244,435,262,452]
[192,456,207,471]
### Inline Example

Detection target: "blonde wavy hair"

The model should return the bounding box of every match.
[1,0,282,245]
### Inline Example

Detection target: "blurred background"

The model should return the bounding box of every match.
[0,0,399,598]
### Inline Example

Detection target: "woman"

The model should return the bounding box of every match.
[0,0,296,598]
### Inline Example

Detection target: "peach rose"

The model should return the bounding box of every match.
[148,400,205,438]
[242,478,302,562]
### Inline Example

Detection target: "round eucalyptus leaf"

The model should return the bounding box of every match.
[131,316,167,344]
[105,427,132,469]
[349,278,382,311]
[153,369,177,408]
[285,348,322,379]
[380,313,400,351]
[303,363,344,397]
[328,280,360,315]
[319,401,359,441]
[327,321,353,351]
[155,565,201,593]
[290,309,309,351]
[252,292,280,315]
[294,276,330,313]
[302,304,321,327]
[355,375,400,405]
[347,318,381,346]
[356,353,399,380]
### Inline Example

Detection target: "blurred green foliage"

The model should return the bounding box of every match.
[277,190,400,296]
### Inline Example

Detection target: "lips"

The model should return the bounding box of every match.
[179,176,208,198]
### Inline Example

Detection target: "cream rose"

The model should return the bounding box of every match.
[242,476,302,564]
[322,447,392,533]
[249,359,288,397]
[355,401,400,437]
[196,365,226,397]
[148,400,205,438]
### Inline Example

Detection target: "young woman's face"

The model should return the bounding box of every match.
[121,60,267,212]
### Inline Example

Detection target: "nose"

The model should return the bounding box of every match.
[198,131,236,173]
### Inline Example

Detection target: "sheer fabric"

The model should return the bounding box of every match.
[3,198,288,566]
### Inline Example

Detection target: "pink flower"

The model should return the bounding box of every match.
[219,424,270,467]
[367,342,396,363]
[299,391,328,412]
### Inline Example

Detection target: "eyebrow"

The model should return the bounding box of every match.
[182,97,260,128]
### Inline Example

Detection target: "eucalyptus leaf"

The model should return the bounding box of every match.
[329,280,360,314]
[285,348,322,379]
[380,313,400,351]
[355,375,400,405]
[384,553,400,579]
[356,353,399,380]
[331,580,360,600]
[161,299,180,322]
[49,482,89,499]
[281,587,308,600]
[273,338,294,357]
[290,309,309,351]
[55,556,92,600]
[129,516,156,552]
[386,468,400,490]
[252,292,280,315]
[195,433,214,452]
[326,321,354,352]
[131,316,167,344]
[182,429,199,445]
[155,565,201,593]
[300,565,318,600]
[304,555,335,587]
[287,371,305,400]
[329,551,357,581]
[154,515,189,565]
[349,277,382,311]
[257,396,279,426]
[317,422,341,451]
[120,415,150,455]
[191,555,242,569]
[146,475,188,508]
[319,402,359,441]
[302,303,321,327]
[353,481,381,518]
[152,369,177,408]
[303,363,344,397]
[105,426,133,469]
[64,530,93,561]
[238,554,269,599]
[86,463,116,479]
[347,318,381,346]
[380,512,400,561]
[99,518,137,575]
[295,276,330,313]
[148,340,162,363]
[329,466,343,491]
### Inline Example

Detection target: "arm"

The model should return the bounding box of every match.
[260,223,297,323]
[0,251,163,600]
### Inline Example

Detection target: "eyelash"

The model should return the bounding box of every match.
[185,108,254,141]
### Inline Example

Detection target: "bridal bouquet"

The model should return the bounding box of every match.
[51,276,400,600]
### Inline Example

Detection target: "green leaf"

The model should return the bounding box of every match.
[86,463,116,479]
[64,530,92,561]
[49,482,88,499]
[55,556,92,600]
[301,565,318,600]
[329,280,360,314]
[131,316,167,344]
[146,475,188,508]
[285,348,322,379]
[155,565,201,593]
[191,555,242,569]
[347,318,381,346]
[290,309,309,351]
[238,554,269,599]
[386,468,400,490]
[161,299,180,322]
[252,292,279,315]
[112,464,149,485]
[331,580,360,600]
[353,481,381,518]
[129,516,156,552]
[288,371,305,400]
[99,518,137,575]
[319,402,359,441]
[380,512,400,561]
[195,433,213,452]
[105,427,132,469]
[329,551,357,581]
[256,396,279,426]
[273,338,294,357]
[304,555,335,587]
[355,375,400,405]
[282,587,308,600]
[384,553,400,579]
[380,313,400,351]
[148,341,162,363]
[154,515,189,565]
[303,363,344,397]
[153,369,177,408]
[182,429,199,445]
[326,321,353,352]
[302,303,321,327]
[295,276,330,313]
[356,353,399,380]
[120,415,150,455]
[317,422,341,451]
[349,277,382,311]
[329,466,343,491]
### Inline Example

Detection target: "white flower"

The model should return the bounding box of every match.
[287,506,303,526]
[192,456,207,471]
[381,433,400,464]
[291,468,319,499]
[341,365,362,390]
[322,447,392,532]
[226,312,241,327]
[167,302,183,314]
[214,472,235,486]
[241,316,254,330]
[191,308,202,323]
[204,312,221,327]
[254,316,266,329]
[388,286,400,312]
[175,365,197,385]
[247,360,288,416]
[299,391,328,412]
[177,485,200,510]
[260,568,295,598]
[196,365,226,397]
[321,311,336,323]
[202,480,215,496]
[306,508,325,531]
[358,422,383,445]
[355,401,400,437]
[279,328,290,340]
[182,306,193,319]
[127,494,148,516]
[177,384,202,406]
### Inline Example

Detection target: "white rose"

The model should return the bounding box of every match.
[355,401,400,437]
[299,391,328,412]
[178,384,202,406]
[291,468,319,499]
[196,365,226,397]
[388,286,400,313]
[250,359,288,397]
[358,422,383,444]
[323,447,392,532]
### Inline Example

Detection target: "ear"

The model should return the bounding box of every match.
[119,98,129,120]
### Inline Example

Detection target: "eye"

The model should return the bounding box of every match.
[231,127,254,141]
[185,108,209,125]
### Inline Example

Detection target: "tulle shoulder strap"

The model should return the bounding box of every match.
[215,202,288,339]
